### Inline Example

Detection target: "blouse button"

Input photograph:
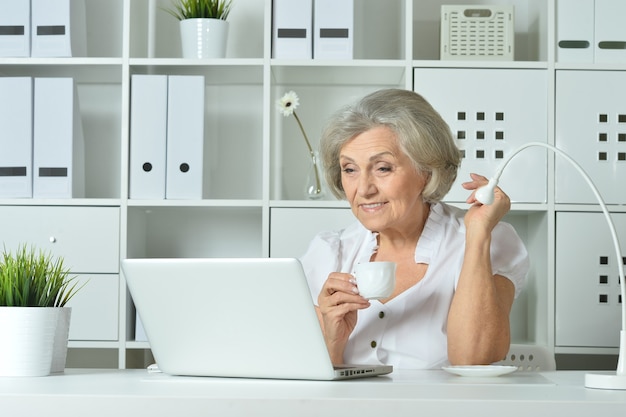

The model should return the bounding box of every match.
[370,341,377,348]
[378,311,385,319]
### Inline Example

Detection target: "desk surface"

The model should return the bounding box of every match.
[2,369,626,417]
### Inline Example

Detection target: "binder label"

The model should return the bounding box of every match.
[0,26,25,35]
[37,25,66,36]
[0,167,27,176]
[320,28,349,38]
[38,167,68,177]
[277,28,306,39]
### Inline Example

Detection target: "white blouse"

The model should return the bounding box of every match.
[299,202,529,369]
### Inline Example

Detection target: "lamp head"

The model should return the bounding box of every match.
[475,178,499,205]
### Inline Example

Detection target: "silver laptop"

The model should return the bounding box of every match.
[121,257,392,380]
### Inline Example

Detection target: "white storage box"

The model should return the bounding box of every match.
[440,5,514,61]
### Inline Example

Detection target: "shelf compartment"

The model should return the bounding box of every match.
[412,0,549,62]
[67,273,120,342]
[555,212,626,349]
[129,62,263,85]
[129,0,265,59]
[555,70,626,205]
[414,67,549,204]
[270,63,407,86]
[0,67,122,199]
[127,66,264,200]
[0,205,121,273]
[126,206,264,259]
[270,66,408,201]
[269,207,355,258]
[0,61,122,84]
[83,0,124,58]
[352,0,406,60]
[505,211,550,346]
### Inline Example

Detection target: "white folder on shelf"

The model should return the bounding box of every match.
[31,0,86,57]
[129,75,168,200]
[32,77,85,199]
[0,77,33,198]
[314,0,353,59]
[594,0,626,63]
[556,0,594,63]
[272,0,313,59]
[165,75,205,200]
[0,0,30,57]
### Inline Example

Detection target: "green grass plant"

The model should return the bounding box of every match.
[0,245,81,307]
[164,0,233,20]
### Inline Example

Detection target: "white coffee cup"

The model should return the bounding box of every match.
[354,261,396,300]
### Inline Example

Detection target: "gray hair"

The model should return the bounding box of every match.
[320,89,461,202]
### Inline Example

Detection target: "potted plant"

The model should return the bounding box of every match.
[0,244,82,376]
[164,0,234,59]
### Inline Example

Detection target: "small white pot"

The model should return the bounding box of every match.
[180,18,229,59]
[0,307,60,377]
[51,307,72,374]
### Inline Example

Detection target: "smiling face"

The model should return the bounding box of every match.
[340,126,430,236]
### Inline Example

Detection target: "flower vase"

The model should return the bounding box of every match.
[305,151,325,200]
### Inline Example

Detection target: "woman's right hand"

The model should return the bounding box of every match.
[316,272,370,364]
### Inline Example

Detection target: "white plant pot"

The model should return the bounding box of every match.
[180,18,229,59]
[51,307,72,374]
[0,307,60,377]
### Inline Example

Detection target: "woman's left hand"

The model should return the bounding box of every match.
[462,173,511,235]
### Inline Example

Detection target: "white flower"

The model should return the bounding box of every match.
[275,90,323,197]
[276,90,300,117]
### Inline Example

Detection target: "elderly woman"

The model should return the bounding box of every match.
[300,89,529,369]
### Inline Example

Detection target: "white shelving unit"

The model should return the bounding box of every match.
[0,0,624,369]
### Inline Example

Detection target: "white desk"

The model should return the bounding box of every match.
[2,369,626,416]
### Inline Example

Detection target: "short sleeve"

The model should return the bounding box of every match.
[299,231,342,306]
[490,222,530,299]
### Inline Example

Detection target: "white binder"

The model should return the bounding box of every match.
[129,75,168,200]
[556,0,594,63]
[0,77,33,198]
[594,0,626,63]
[272,0,313,59]
[32,77,85,199]
[31,0,86,57]
[314,0,353,59]
[0,0,30,57]
[166,75,205,200]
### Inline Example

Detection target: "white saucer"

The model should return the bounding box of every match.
[442,365,518,377]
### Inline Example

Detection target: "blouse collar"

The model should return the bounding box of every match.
[362,202,444,265]
[414,202,444,264]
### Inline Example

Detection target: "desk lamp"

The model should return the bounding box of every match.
[474,141,626,390]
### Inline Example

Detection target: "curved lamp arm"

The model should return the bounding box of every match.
[475,141,626,388]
